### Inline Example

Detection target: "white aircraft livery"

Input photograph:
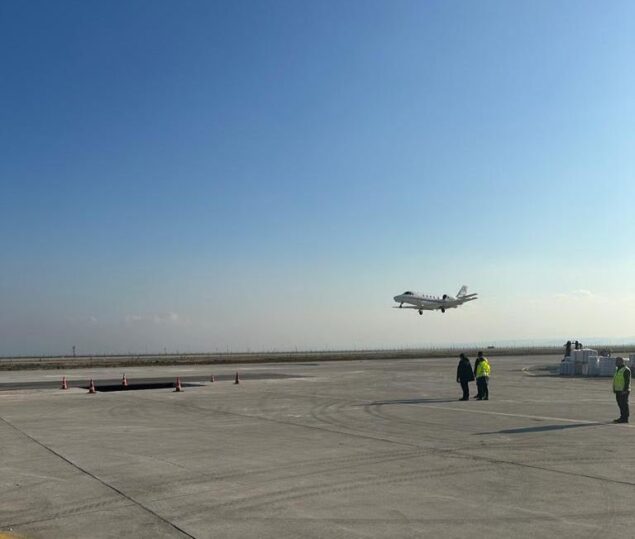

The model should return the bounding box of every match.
[393,285,478,315]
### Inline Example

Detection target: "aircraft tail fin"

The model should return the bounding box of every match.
[457,285,468,298]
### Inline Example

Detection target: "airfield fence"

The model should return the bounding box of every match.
[2,345,635,371]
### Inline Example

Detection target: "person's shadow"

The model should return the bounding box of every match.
[476,422,603,435]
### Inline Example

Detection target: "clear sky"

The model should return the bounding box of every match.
[1,1,634,355]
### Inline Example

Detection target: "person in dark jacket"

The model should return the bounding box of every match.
[456,353,475,401]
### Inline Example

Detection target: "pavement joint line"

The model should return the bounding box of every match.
[424,405,625,426]
[449,449,635,489]
[0,414,197,539]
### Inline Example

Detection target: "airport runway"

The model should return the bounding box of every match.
[1,355,633,538]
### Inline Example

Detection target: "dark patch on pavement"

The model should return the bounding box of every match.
[0,372,305,391]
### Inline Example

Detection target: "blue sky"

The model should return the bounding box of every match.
[1,1,634,355]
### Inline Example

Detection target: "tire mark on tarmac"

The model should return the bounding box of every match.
[0,414,197,538]
[3,498,134,530]
[83,387,635,531]
[165,463,492,521]
[151,452,452,504]
[166,464,612,537]
[261,389,537,451]
[201,511,625,528]
[142,393,425,451]
[363,402,634,510]
[361,404,566,455]
[3,504,137,532]
[139,448,429,499]
[449,448,635,489]
[135,392,635,520]
[309,400,368,433]
[364,402,478,434]
[368,403,635,488]
[309,399,481,448]
[175,395,635,489]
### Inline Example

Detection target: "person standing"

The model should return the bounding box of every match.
[613,357,631,424]
[456,353,475,401]
[474,351,491,400]
[564,340,572,358]
[473,352,484,399]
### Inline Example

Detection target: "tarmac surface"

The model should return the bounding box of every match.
[1,355,634,538]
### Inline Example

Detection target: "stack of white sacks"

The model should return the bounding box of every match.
[559,357,575,376]
[598,356,615,377]
[559,349,631,377]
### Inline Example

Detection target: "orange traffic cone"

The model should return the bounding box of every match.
[122,374,128,387]
[210,374,215,383]
[61,377,68,390]
[88,379,96,394]
[234,371,240,385]
[174,377,182,392]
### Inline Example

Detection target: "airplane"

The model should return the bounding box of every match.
[393,285,478,315]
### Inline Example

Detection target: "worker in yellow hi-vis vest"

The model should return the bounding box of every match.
[474,351,490,401]
[613,357,631,424]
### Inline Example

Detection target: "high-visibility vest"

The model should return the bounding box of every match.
[476,359,490,378]
[613,366,629,392]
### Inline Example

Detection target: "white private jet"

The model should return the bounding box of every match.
[393,285,478,315]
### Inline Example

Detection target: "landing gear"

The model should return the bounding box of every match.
[441,308,445,313]
[418,310,423,315]
[399,303,403,308]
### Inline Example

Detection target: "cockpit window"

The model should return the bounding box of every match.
[404,291,414,295]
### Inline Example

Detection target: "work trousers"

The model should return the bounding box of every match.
[616,391,630,421]
[476,377,489,400]
[459,381,470,400]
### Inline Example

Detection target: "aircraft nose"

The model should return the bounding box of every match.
[393,295,401,302]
